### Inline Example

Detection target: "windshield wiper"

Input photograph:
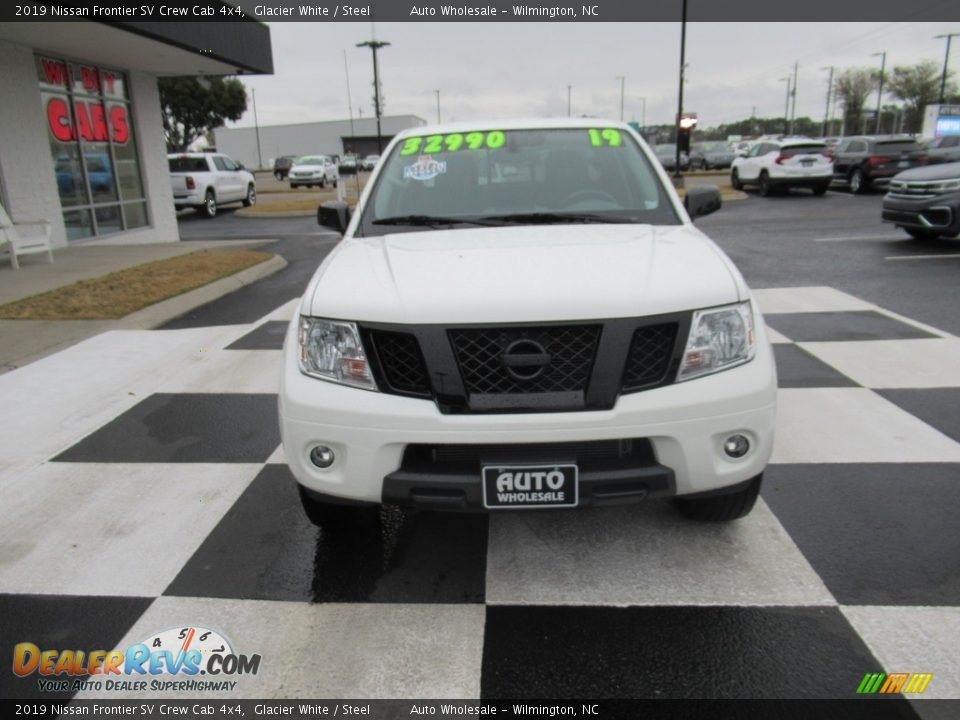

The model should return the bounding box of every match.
[372,214,503,227]
[478,212,638,225]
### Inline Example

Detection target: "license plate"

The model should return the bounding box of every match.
[898,160,909,168]
[482,464,578,509]
[801,159,814,167]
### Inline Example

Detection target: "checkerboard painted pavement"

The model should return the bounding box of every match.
[1,286,958,710]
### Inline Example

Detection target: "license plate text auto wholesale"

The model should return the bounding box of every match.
[482,464,578,508]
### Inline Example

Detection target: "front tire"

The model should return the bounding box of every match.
[731,168,744,191]
[905,228,941,240]
[199,190,217,218]
[242,184,256,207]
[849,168,868,194]
[674,475,763,522]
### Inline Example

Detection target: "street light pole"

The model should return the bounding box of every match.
[674,0,687,183]
[781,76,791,134]
[567,85,572,117]
[356,39,390,154]
[821,66,834,137]
[935,33,959,104]
[639,96,646,129]
[434,89,441,123]
[789,60,798,135]
[872,51,887,134]
[251,88,263,170]
[616,76,625,121]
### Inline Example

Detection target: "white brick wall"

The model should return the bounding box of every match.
[0,38,179,247]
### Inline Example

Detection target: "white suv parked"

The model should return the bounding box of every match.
[731,139,833,196]
[289,155,339,189]
[168,153,256,218]
[279,120,777,525]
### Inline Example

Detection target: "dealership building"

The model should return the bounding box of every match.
[0,21,273,247]
[214,115,428,170]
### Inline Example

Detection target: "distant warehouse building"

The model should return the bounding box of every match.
[215,115,428,169]
[0,20,273,247]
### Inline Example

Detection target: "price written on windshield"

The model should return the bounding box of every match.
[400,131,506,156]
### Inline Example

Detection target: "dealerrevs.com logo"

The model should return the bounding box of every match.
[13,626,261,694]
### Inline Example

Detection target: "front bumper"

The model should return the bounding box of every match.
[882,192,960,235]
[279,306,777,507]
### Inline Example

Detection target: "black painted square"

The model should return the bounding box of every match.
[763,464,960,605]
[52,393,279,463]
[0,594,152,700]
[773,344,858,388]
[877,388,960,445]
[765,311,935,342]
[481,605,882,699]
[165,465,487,603]
[226,321,289,350]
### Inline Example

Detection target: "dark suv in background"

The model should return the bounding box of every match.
[924,135,960,165]
[831,136,928,193]
[273,155,298,180]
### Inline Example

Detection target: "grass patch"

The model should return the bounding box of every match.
[0,249,273,320]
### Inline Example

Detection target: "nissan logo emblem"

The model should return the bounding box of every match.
[502,339,551,380]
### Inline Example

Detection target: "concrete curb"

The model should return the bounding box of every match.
[116,254,288,329]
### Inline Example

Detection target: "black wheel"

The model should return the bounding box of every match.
[319,177,327,189]
[333,178,338,188]
[905,228,941,240]
[674,475,763,522]
[199,190,216,218]
[812,182,829,196]
[730,168,744,191]
[297,485,380,530]
[849,168,868,194]
[242,184,256,207]
[274,171,282,181]
[758,171,773,197]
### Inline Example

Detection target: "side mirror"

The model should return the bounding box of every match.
[684,185,722,219]
[235,162,246,170]
[318,201,351,233]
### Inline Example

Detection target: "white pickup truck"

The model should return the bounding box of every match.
[168,153,256,218]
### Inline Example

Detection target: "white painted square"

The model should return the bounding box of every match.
[800,339,960,389]
[261,299,300,323]
[265,444,287,465]
[752,286,876,315]
[485,498,835,607]
[157,349,282,394]
[766,326,792,344]
[842,606,960,700]
[75,597,485,699]
[0,463,259,596]
[771,388,960,464]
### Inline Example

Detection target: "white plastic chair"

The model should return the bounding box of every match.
[0,201,53,270]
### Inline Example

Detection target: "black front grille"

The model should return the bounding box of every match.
[622,323,678,391]
[368,331,431,396]
[404,438,656,468]
[449,325,601,395]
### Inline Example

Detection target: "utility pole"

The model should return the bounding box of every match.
[821,66,834,137]
[251,88,263,170]
[567,85,572,117]
[434,89,441,123]
[789,60,798,135]
[356,39,390,154]
[781,76,791,135]
[639,96,646,129]
[616,76,625,121]
[872,51,887,134]
[935,33,959,104]
[674,0,687,184]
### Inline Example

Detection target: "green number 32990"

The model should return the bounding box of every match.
[400,131,507,156]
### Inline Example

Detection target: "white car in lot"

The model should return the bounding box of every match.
[279,119,777,525]
[288,155,339,189]
[168,153,256,218]
[731,139,833,196]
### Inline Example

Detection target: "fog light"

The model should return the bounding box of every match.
[309,445,335,468]
[723,434,750,458]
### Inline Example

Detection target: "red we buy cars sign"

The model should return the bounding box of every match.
[40,58,129,144]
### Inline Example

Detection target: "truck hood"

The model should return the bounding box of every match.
[893,161,960,182]
[306,224,744,324]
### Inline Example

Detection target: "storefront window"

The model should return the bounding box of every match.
[36,55,148,240]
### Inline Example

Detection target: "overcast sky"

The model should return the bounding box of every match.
[229,22,957,130]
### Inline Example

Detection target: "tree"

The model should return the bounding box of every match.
[887,60,955,134]
[832,67,876,135]
[159,77,247,152]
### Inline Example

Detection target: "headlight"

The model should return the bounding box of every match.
[677,301,755,382]
[298,317,377,390]
[929,178,960,193]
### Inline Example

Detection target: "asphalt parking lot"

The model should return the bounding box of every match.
[1,190,958,710]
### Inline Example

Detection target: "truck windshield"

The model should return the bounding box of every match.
[359,127,680,235]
